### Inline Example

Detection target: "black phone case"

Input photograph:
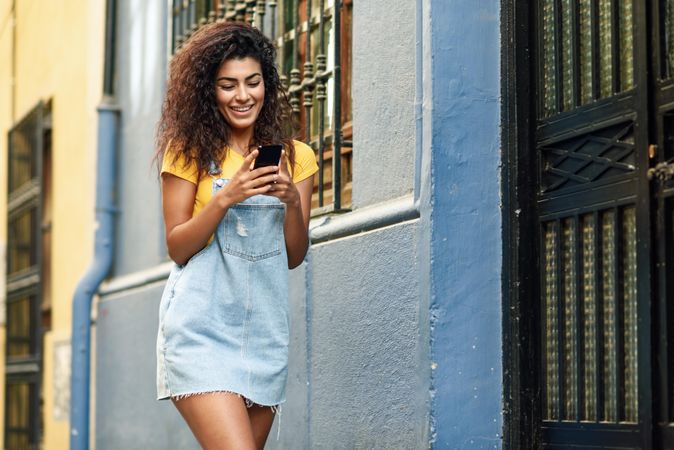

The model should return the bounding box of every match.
[254,144,283,169]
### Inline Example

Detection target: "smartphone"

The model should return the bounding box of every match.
[253,144,283,170]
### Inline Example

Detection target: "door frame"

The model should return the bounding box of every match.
[501,0,539,447]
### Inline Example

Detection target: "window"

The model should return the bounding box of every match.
[6,102,50,449]
[170,0,353,213]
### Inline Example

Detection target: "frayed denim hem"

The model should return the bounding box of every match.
[170,390,280,411]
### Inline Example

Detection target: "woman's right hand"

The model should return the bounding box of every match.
[216,149,279,207]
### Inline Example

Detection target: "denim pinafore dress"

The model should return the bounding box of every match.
[156,167,289,407]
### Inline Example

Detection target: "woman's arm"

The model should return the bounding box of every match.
[162,150,279,265]
[268,151,314,269]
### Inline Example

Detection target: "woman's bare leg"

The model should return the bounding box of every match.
[172,392,256,450]
[247,404,276,450]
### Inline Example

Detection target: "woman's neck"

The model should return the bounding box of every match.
[228,127,254,156]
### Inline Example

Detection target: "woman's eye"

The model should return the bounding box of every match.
[219,85,234,91]
[248,81,260,88]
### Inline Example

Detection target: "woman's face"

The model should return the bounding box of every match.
[215,56,265,133]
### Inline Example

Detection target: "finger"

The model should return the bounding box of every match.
[250,185,273,196]
[239,149,259,173]
[278,150,289,176]
[249,165,279,179]
[249,173,278,188]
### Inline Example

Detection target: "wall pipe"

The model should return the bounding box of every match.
[69,0,118,449]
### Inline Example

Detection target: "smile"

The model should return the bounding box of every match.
[230,105,254,113]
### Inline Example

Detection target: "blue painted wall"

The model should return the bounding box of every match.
[426,0,503,447]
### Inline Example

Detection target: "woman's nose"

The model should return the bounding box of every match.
[235,85,250,102]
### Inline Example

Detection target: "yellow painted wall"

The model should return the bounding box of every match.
[0,0,12,443]
[0,0,105,448]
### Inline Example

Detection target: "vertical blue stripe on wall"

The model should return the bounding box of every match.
[427,0,503,447]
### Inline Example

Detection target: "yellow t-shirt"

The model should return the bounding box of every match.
[161,140,318,218]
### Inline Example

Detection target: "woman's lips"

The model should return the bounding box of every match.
[230,104,254,115]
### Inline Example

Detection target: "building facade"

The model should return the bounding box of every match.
[0,1,105,449]
[9,0,673,449]
[0,0,503,448]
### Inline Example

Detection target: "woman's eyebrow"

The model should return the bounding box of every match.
[216,73,262,82]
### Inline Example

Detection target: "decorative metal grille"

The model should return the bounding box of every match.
[623,206,638,423]
[542,0,556,117]
[619,0,634,91]
[601,209,618,422]
[598,0,613,99]
[561,0,573,112]
[540,121,635,193]
[562,218,578,420]
[542,207,639,425]
[539,0,635,117]
[544,222,560,420]
[580,0,593,104]
[170,0,353,213]
[540,123,635,193]
[581,213,597,421]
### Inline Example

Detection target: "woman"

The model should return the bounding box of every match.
[154,21,317,449]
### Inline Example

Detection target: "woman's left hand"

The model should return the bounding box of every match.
[268,150,300,208]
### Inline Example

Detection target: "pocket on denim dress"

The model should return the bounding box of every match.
[221,202,285,261]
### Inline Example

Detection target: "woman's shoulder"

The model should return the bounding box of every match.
[291,139,313,155]
[289,140,318,182]
[161,144,200,184]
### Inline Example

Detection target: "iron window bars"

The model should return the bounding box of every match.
[6,102,46,450]
[170,0,353,214]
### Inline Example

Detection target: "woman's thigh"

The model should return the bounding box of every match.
[247,404,276,449]
[172,393,256,450]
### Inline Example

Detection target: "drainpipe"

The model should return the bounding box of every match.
[69,0,118,449]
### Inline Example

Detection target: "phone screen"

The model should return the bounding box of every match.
[253,144,283,169]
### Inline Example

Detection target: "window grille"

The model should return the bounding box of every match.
[171,0,353,213]
[6,102,47,450]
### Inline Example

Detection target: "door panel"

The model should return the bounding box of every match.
[534,0,652,447]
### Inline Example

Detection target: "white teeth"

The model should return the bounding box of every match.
[232,105,253,112]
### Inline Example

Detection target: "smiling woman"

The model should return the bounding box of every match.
[153,21,317,450]
[214,58,265,143]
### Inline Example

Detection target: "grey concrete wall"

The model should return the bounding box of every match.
[268,265,310,448]
[95,283,200,450]
[304,221,424,449]
[113,0,167,277]
[351,0,416,208]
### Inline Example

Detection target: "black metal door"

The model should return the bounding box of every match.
[649,1,674,448]
[533,1,653,447]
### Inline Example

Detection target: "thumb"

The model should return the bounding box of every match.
[239,149,258,173]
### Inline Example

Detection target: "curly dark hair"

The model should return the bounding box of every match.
[155,21,295,176]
